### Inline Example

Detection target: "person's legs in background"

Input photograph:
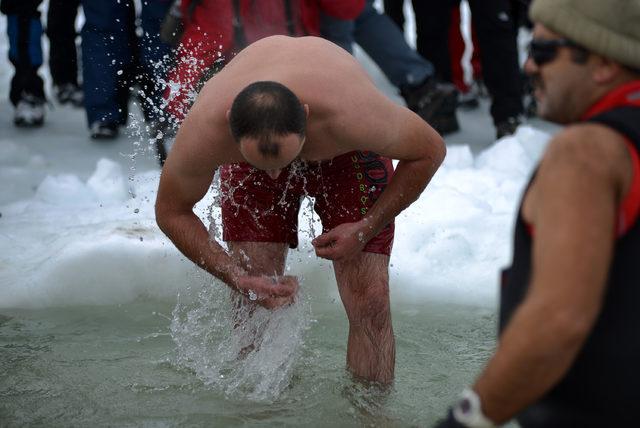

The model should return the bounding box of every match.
[136,0,172,127]
[468,0,524,138]
[81,0,136,139]
[448,4,482,109]
[383,0,404,30]
[1,0,46,127]
[319,12,355,54]
[136,0,173,162]
[47,0,82,107]
[411,0,453,81]
[343,0,460,135]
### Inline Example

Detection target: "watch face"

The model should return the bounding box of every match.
[460,398,472,415]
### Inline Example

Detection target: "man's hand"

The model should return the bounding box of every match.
[312,221,370,261]
[235,275,299,309]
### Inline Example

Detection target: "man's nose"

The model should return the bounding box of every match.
[524,56,538,76]
[266,169,282,179]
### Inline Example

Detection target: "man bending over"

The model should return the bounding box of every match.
[156,35,445,385]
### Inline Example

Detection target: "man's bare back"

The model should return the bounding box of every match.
[177,36,430,165]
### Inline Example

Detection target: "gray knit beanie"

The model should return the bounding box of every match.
[530,0,640,70]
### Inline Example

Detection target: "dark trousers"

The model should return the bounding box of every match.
[1,0,44,105]
[80,0,172,126]
[47,0,81,87]
[385,0,523,125]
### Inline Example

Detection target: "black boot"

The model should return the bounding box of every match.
[401,78,460,135]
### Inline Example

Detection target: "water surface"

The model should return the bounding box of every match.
[0,294,495,427]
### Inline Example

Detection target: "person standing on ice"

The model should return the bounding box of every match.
[436,0,640,426]
[155,35,445,385]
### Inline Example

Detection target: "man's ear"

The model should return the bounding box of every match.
[303,104,310,119]
[225,109,231,122]
[592,56,621,85]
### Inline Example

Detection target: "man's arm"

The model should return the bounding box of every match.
[156,109,248,287]
[471,125,632,424]
[313,102,445,260]
[156,101,299,307]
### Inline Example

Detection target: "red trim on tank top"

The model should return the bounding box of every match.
[618,139,640,236]
[525,141,640,238]
[524,80,640,237]
[581,81,640,120]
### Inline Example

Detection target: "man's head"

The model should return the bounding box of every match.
[228,81,308,179]
[527,0,640,123]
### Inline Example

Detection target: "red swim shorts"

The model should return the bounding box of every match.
[220,151,395,256]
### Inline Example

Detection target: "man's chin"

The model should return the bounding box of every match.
[539,108,572,125]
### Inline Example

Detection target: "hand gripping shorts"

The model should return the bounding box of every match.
[219,151,395,256]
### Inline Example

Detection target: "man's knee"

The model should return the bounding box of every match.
[355,292,391,335]
[342,279,389,322]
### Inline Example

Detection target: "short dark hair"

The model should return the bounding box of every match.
[229,81,306,155]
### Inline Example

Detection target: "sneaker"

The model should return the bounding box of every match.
[496,116,522,139]
[56,83,84,107]
[14,94,45,127]
[90,121,119,140]
[401,78,460,135]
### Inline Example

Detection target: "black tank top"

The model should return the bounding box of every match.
[500,104,640,426]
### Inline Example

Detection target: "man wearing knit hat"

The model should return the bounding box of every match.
[436,0,640,426]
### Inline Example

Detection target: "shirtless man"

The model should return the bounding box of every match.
[155,36,445,385]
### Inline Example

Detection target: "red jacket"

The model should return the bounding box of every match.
[165,0,363,121]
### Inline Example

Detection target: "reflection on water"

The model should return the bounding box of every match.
[0,295,496,426]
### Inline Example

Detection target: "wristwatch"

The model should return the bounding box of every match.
[452,388,496,428]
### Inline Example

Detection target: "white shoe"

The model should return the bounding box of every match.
[90,121,119,140]
[14,95,45,127]
[56,83,84,107]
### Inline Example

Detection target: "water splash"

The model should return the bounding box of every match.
[169,278,312,402]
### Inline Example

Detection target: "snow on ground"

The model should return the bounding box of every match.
[0,12,557,309]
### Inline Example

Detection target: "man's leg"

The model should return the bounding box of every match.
[312,152,395,384]
[227,242,288,277]
[354,0,433,88]
[333,252,395,385]
[225,242,289,356]
[47,0,80,88]
[137,0,172,124]
[80,0,135,133]
[319,12,355,55]
[2,0,46,126]
[353,0,459,134]
[468,0,523,132]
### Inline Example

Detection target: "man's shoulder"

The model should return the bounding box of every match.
[547,122,628,162]
[541,122,632,187]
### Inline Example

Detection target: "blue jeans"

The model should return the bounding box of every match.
[1,0,45,105]
[81,0,172,126]
[321,0,433,88]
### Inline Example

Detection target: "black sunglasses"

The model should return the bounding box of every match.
[528,38,581,66]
